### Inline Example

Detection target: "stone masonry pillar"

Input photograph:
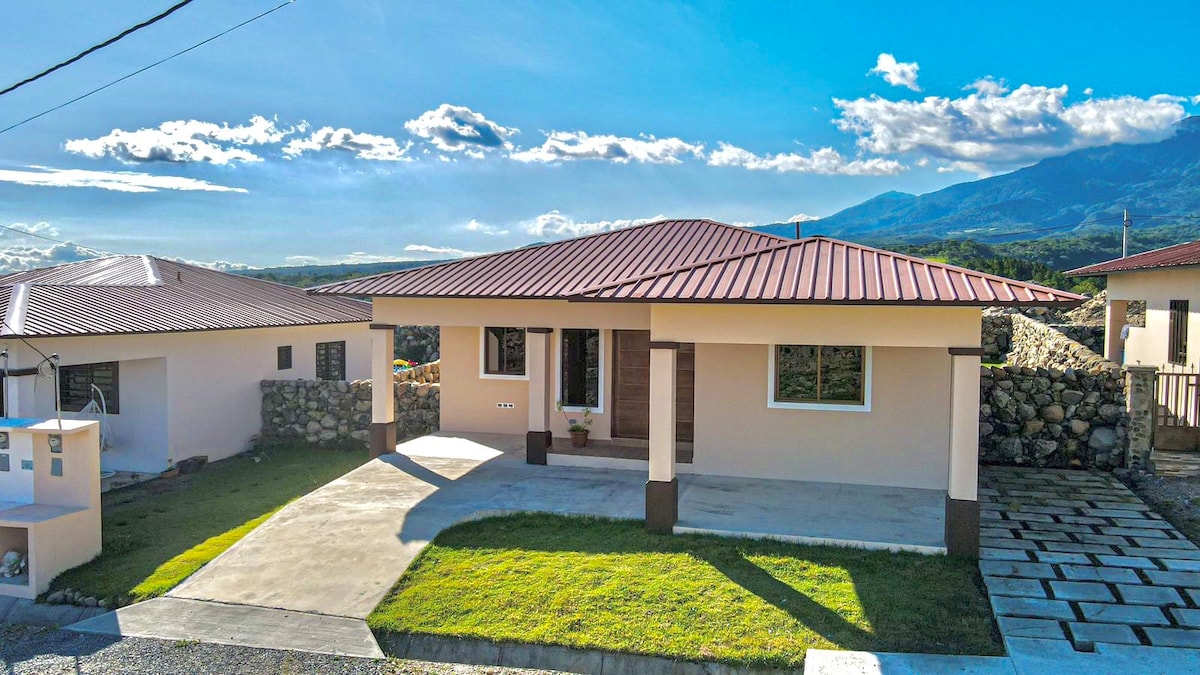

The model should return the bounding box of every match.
[1125,365,1158,471]
[946,347,983,557]
[646,341,679,534]
[525,328,553,465]
[1105,298,1130,363]
[369,323,397,459]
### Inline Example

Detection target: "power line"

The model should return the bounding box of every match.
[0,223,116,256]
[0,0,197,98]
[0,0,296,138]
[972,214,1126,240]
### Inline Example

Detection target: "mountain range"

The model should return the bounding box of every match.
[752,116,1200,245]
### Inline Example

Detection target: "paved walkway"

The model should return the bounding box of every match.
[980,466,1200,652]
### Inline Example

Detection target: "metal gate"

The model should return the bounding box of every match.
[1156,371,1200,428]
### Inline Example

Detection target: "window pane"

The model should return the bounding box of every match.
[316,341,346,380]
[58,362,119,414]
[485,327,525,375]
[775,345,818,401]
[561,329,599,407]
[819,346,864,403]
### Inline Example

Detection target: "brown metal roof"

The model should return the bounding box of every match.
[1067,240,1200,276]
[308,219,790,298]
[0,256,370,337]
[574,236,1085,306]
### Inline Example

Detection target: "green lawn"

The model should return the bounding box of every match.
[50,444,368,604]
[369,514,1002,669]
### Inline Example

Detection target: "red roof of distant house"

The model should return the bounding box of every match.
[310,219,1083,307]
[1066,240,1200,276]
[0,256,370,337]
[573,236,1083,305]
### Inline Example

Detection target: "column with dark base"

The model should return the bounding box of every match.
[369,323,397,459]
[526,328,554,464]
[646,341,679,534]
[946,347,982,556]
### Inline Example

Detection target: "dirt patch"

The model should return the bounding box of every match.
[1116,468,1200,543]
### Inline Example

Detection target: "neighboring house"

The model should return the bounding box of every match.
[312,219,1082,556]
[0,256,372,474]
[1068,241,1200,371]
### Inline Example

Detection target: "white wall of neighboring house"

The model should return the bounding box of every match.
[1109,267,1200,371]
[0,322,370,473]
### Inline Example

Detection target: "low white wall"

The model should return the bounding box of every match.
[691,344,952,490]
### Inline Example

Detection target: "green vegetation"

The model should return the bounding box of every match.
[889,239,1103,294]
[49,443,368,604]
[369,514,1001,668]
[239,259,441,288]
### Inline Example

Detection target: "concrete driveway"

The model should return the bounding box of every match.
[70,433,645,657]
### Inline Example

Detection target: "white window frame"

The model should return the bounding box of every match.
[556,328,605,414]
[479,327,529,381]
[767,345,872,413]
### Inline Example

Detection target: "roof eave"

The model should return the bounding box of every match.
[565,295,1085,308]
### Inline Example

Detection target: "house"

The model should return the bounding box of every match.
[312,219,1082,556]
[0,256,372,475]
[0,419,101,599]
[1068,241,1200,445]
[1068,240,1200,371]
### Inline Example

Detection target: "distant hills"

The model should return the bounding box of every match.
[239,259,445,288]
[753,116,1200,246]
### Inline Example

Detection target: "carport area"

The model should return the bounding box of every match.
[70,432,947,657]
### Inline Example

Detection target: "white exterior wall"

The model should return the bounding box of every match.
[1,322,370,472]
[1108,268,1200,371]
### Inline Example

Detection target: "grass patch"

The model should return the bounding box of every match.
[369,514,1001,668]
[50,443,368,603]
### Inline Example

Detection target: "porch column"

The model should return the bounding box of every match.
[646,341,679,534]
[526,328,554,465]
[946,347,983,557]
[2,349,18,418]
[369,323,397,459]
[1105,298,1130,363]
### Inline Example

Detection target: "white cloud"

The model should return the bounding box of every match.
[404,104,518,153]
[464,219,509,236]
[833,85,1187,173]
[403,244,480,257]
[509,131,704,164]
[787,213,820,223]
[64,115,294,165]
[0,166,247,193]
[1191,94,1200,105]
[3,221,61,238]
[966,77,1009,97]
[283,255,322,265]
[870,53,921,92]
[731,221,755,228]
[1084,87,1094,97]
[282,127,413,161]
[169,257,255,272]
[0,241,99,273]
[706,143,906,175]
[521,210,666,238]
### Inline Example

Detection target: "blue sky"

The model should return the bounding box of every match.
[0,0,1198,270]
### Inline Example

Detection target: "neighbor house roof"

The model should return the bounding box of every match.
[0,256,371,337]
[310,219,1082,307]
[1066,240,1200,276]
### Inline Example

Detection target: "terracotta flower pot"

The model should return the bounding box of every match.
[570,430,589,447]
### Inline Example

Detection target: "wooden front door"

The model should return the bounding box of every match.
[612,330,694,442]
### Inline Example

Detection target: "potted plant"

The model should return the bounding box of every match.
[556,402,593,447]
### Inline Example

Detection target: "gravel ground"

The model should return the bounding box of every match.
[1117,468,1200,543]
[0,625,561,675]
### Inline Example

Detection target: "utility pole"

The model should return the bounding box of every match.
[1122,209,1131,258]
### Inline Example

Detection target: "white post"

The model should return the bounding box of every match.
[369,323,396,458]
[525,328,553,464]
[647,341,678,533]
[946,348,982,556]
[1105,298,1129,364]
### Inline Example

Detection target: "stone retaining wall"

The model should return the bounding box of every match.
[261,371,440,445]
[395,326,439,363]
[1006,313,1117,374]
[980,365,1127,469]
[982,314,1012,362]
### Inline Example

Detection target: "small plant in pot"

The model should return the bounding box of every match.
[556,402,593,447]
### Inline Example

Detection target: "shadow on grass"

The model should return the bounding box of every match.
[48,443,368,603]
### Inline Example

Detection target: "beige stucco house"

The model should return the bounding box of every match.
[0,256,372,475]
[313,219,1082,556]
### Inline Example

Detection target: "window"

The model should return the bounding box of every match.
[277,345,293,370]
[560,329,601,408]
[59,362,119,414]
[316,341,346,381]
[770,345,870,411]
[482,327,526,378]
[1169,300,1189,366]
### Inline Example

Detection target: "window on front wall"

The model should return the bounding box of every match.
[58,361,120,414]
[773,345,867,407]
[1169,300,1189,366]
[483,327,526,376]
[316,341,346,380]
[277,345,293,370]
[561,328,600,408]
